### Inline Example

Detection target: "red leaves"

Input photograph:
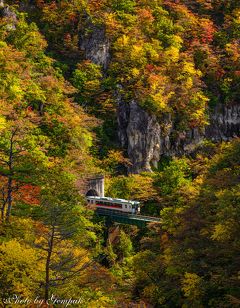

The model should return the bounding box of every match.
[216,69,225,79]
[145,64,155,72]
[200,19,215,44]
[234,71,240,77]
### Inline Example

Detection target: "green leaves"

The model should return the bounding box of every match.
[72,61,102,107]
[7,14,47,58]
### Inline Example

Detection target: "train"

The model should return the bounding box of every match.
[86,196,141,214]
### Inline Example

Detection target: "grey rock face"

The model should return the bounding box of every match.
[79,21,110,69]
[0,1,17,30]
[118,100,240,173]
[206,103,240,141]
[119,101,162,173]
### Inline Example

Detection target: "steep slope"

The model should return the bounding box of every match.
[9,0,240,173]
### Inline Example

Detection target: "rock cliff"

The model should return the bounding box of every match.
[78,21,240,173]
[117,100,240,173]
[79,19,110,70]
[0,0,17,29]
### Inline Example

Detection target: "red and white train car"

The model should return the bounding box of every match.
[87,196,140,214]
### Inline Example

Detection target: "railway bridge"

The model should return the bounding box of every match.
[84,175,161,228]
[95,208,161,228]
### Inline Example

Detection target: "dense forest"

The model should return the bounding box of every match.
[0,0,240,307]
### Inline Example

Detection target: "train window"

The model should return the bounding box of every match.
[125,205,127,208]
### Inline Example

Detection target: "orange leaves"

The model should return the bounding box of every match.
[147,74,166,92]
[0,177,40,206]
[88,0,106,12]
[35,0,45,9]
[145,64,156,73]
[15,184,40,206]
[137,8,154,23]
[226,41,240,62]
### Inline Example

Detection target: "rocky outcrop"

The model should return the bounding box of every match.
[0,0,17,30]
[118,100,240,173]
[205,103,240,141]
[78,18,240,173]
[79,20,110,70]
[118,100,162,173]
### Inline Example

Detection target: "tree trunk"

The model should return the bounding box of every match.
[44,226,55,302]
[5,177,13,222]
[5,131,15,222]
[1,193,6,222]
[1,188,7,223]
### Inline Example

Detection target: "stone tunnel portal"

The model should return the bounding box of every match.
[85,175,104,197]
[86,189,99,197]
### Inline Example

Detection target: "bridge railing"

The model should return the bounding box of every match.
[96,208,161,223]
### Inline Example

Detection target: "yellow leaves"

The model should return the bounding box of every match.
[171,35,183,49]
[117,34,130,47]
[161,232,169,244]
[233,8,240,22]
[106,172,157,201]
[0,115,6,131]
[165,46,180,63]
[162,247,173,266]
[26,80,46,102]
[128,173,157,201]
[182,272,202,300]
[187,91,209,127]
[0,41,7,48]
[102,149,131,173]
[0,239,40,297]
[185,77,193,89]
[149,90,173,112]
[131,67,140,77]
[225,42,240,62]
[211,223,233,241]
[104,12,122,35]
[182,61,202,78]
[142,285,158,302]
[86,293,114,308]
[131,44,144,58]
[144,73,173,112]
[148,74,166,92]
[9,83,24,100]
[129,43,146,65]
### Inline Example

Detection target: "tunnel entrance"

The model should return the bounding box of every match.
[86,189,99,197]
